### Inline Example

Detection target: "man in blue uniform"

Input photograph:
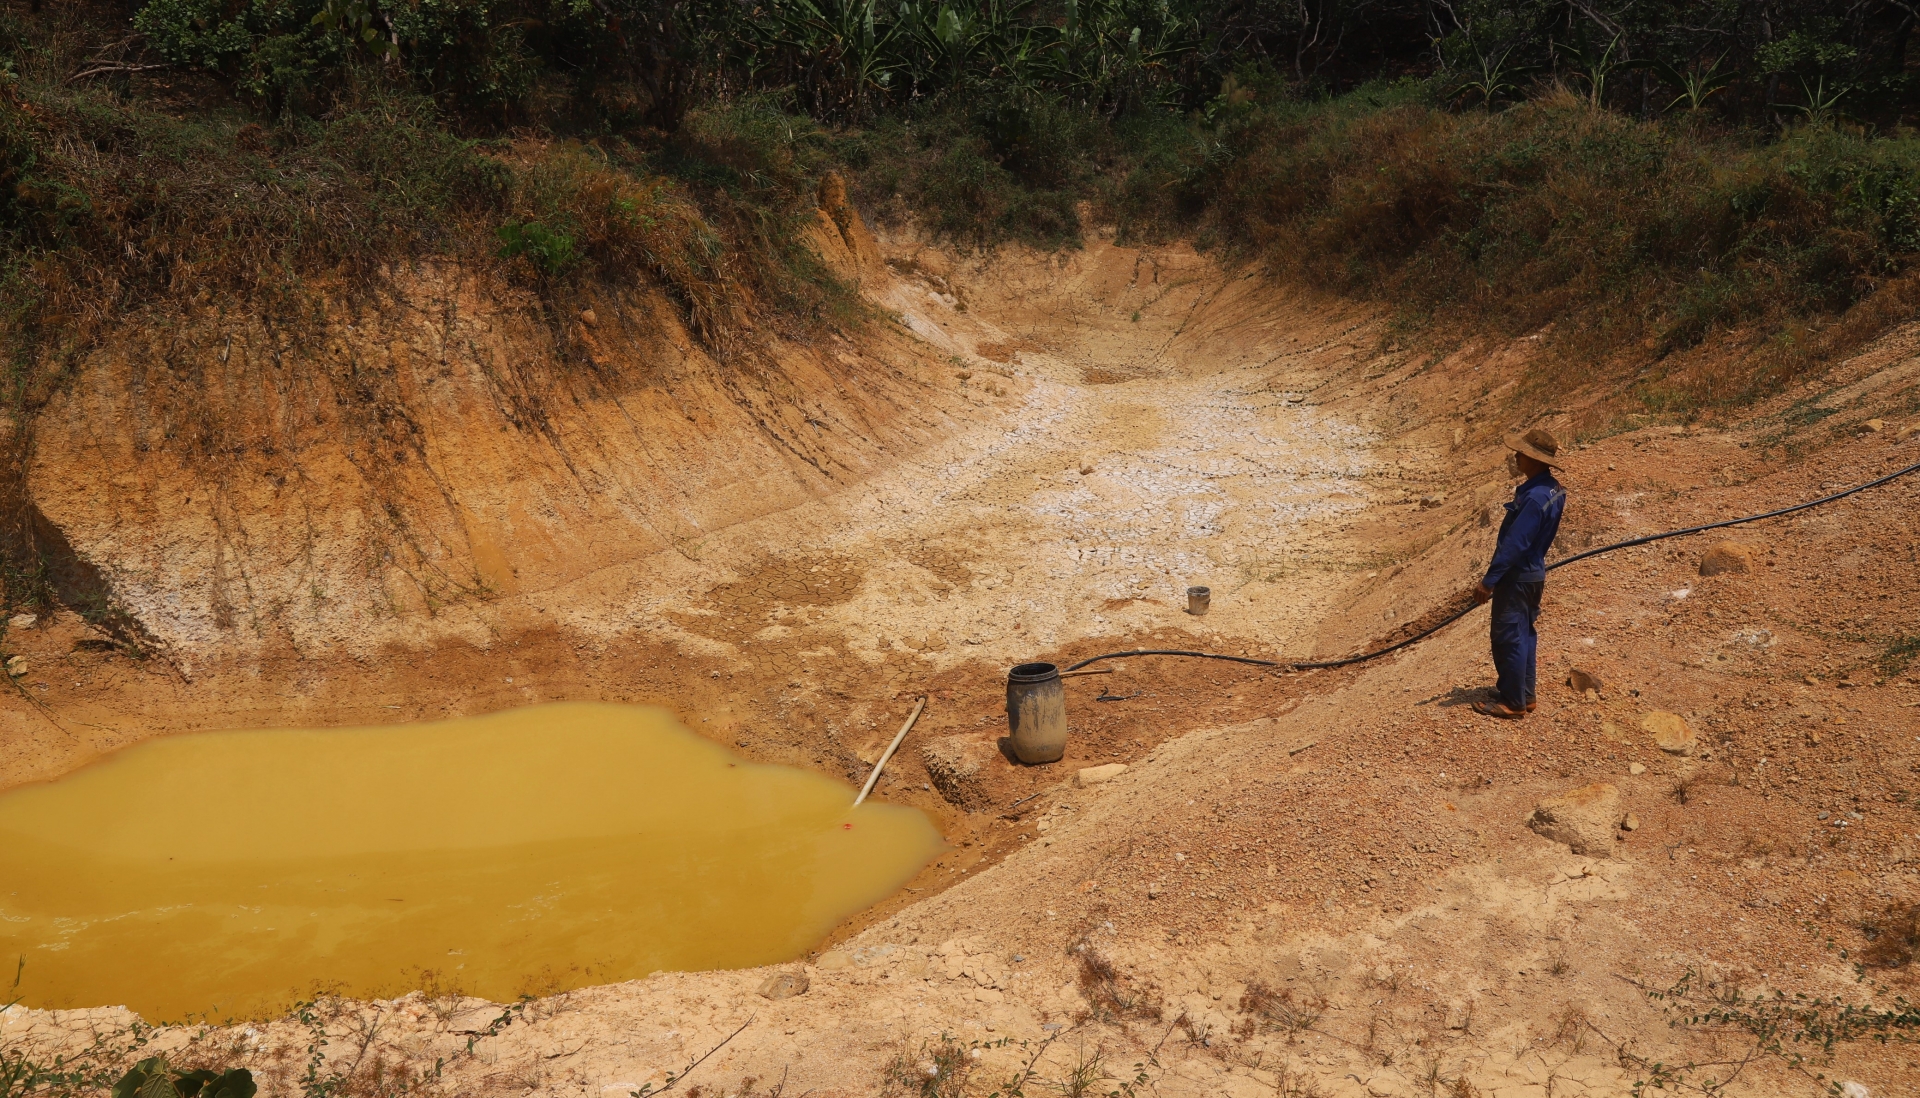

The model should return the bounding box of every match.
[1470,428,1567,719]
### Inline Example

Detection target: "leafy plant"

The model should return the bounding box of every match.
[1451,45,1525,110]
[1626,969,1920,1096]
[111,1058,256,1098]
[1654,54,1733,113]
[495,220,579,276]
[1557,33,1636,110]
[1880,634,1920,677]
[1787,75,1852,125]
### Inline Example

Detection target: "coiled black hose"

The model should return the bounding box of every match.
[1060,457,1920,676]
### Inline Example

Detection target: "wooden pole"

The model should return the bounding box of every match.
[853,696,927,807]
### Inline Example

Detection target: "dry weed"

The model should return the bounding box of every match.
[1269,1064,1329,1097]
[1236,982,1325,1040]
[1549,1004,1590,1054]
[1073,948,1163,1024]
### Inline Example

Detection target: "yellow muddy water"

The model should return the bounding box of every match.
[0,703,942,1021]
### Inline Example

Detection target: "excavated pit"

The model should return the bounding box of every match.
[6,209,1918,1096]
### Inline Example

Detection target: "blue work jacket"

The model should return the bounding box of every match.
[1482,469,1566,588]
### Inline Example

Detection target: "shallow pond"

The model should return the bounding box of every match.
[0,702,941,1021]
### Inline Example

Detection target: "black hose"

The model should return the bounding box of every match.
[1063,648,1280,673]
[1058,457,1920,676]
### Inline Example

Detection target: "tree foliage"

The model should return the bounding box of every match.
[114,0,1919,129]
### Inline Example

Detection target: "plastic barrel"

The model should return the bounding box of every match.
[1005,662,1067,764]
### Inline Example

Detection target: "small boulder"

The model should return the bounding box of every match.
[921,735,995,810]
[1567,668,1605,694]
[1864,419,1885,433]
[1629,762,1647,776]
[1643,711,1697,755]
[1699,541,1755,577]
[1527,783,1624,856]
[1622,812,1640,831]
[5,614,35,631]
[3,655,24,678]
[815,950,852,971]
[757,971,809,999]
[1075,763,1128,787]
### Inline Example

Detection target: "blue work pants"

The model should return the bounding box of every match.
[1490,579,1544,710]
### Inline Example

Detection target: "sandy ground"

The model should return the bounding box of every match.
[5,221,1920,1097]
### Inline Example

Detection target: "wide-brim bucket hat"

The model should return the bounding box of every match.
[1503,427,1565,469]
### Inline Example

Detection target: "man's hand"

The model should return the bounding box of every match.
[1470,582,1493,606]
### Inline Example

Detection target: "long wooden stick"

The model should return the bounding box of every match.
[853,696,927,807]
[1059,668,1114,678]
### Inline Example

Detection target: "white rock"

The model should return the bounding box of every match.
[1643,711,1697,755]
[1076,763,1128,786]
[1527,783,1624,856]
[756,971,809,999]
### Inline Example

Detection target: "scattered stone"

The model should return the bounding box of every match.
[1526,783,1624,856]
[815,951,851,971]
[757,971,809,999]
[1147,882,1162,899]
[1452,427,1465,449]
[921,735,995,810]
[1079,462,1095,475]
[1642,711,1697,756]
[1418,494,1445,509]
[3,656,23,678]
[1629,762,1646,776]
[578,308,599,328]
[6,614,34,631]
[1567,668,1605,693]
[1840,1082,1871,1098]
[1864,419,1885,433]
[1699,541,1755,576]
[1076,763,1128,787]
[1621,812,1639,831]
